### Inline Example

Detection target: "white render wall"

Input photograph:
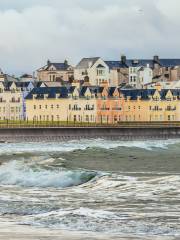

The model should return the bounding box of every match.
[74,58,111,86]
[129,65,153,88]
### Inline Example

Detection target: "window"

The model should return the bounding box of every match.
[97,69,105,76]
[57,104,59,109]
[34,105,36,110]
[39,105,41,109]
[51,105,53,109]
[86,115,89,122]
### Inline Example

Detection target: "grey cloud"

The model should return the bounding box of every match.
[0,0,179,75]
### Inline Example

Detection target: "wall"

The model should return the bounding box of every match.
[0,127,180,142]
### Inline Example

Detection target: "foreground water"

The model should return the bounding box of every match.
[0,139,180,239]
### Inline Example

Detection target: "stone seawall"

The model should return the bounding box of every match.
[0,127,180,142]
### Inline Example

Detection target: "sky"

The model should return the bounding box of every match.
[0,0,179,75]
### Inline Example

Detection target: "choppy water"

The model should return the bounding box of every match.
[0,139,180,239]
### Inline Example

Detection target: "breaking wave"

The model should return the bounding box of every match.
[0,138,179,155]
[0,161,97,188]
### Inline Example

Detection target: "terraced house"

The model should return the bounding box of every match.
[0,82,23,121]
[96,87,124,124]
[25,86,97,123]
[121,89,180,122]
[25,85,180,124]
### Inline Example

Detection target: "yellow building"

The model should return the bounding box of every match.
[0,82,23,121]
[121,89,180,122]
[25,86,97,123]
[25,86,180,124]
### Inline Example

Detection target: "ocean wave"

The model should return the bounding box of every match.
[0,161,96,188]
[0,138,179,155]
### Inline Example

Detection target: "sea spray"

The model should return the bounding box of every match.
[0,138,179,155]
[0,160,96,188]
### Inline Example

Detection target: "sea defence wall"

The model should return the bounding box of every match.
[0,126,180,142]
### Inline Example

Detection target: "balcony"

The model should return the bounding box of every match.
[100,108,110,111]
[112,107,122,111]
[84,108,94,111]
[151,108,163,111]
[165,107,176,111]
[72,108,81,111]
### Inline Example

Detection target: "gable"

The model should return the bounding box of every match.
[47,64,57,71]
[93,58,109,70]
[84,88,91,97]
[72,87,79,97]
[101,87,108,97]
[153,90,161,100]
[10,82,17,90]
[165,90,173,100]
[113,88,119,97]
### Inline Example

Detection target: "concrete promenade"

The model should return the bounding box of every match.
[0,125,180,142]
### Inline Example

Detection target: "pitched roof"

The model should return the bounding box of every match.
[15,82,34,88]
[105,59,180,69]
[76,57,100,69]
[44,82,62,87]
[25,86,77,100]
[47,62,71,71]
[120,89,156,100]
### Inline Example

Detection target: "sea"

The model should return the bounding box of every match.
[0,139,180,240]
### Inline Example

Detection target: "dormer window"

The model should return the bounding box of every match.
[44,94,48,99]
[33,94,37,99]
[56,93,60,99]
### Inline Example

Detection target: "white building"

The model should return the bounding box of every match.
[74,57,111,86]
[129,63,153,88]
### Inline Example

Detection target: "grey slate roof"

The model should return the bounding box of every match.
[105,59,180,69]
[47,62,71,71]
[76,57,100,69]
[26,87,70,100]
[26,86,180,101]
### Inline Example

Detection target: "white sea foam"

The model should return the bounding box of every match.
[0,138,179,155]
[0,161,96,188]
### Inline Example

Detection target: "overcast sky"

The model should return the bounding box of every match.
[0,0,179,75]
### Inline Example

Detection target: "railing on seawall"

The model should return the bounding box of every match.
[0,120,180,129]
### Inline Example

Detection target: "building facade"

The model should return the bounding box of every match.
[25,86,180,124]
[37,60,74,82]
[74,57,111,86]
[0,82,23,121]
[25,86,97,123]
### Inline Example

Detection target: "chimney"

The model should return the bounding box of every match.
[153,55,159,63]
[64,59,68,65]
[121,55,126,64]
[47,60,51,66]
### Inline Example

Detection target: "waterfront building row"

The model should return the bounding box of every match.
[36,56,180,88]
[25,86,180,123]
